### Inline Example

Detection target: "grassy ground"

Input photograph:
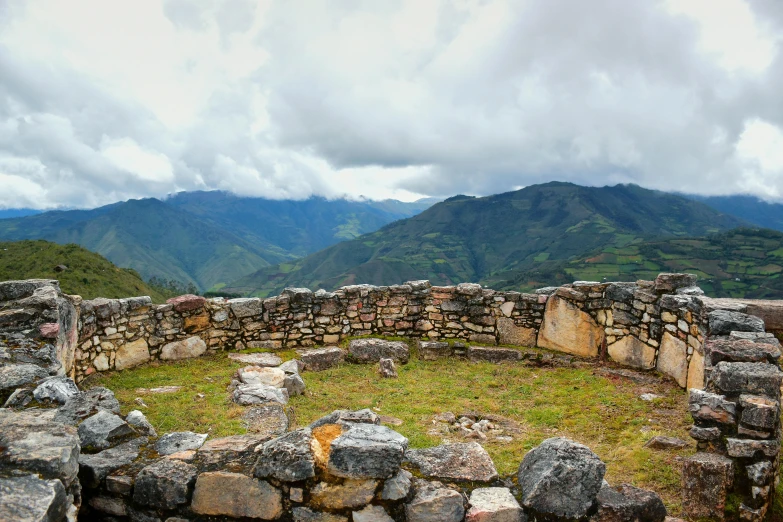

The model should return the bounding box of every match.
[87,345,693,517]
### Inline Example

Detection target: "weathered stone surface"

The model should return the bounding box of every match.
[232,383,289,405]
[689,425,722,441]
[746,461,773,486]
[114,337,150,370]
[154,431,208,455]
[0,278,59,301]
[468,346,523,363]
[708,309,765,336]
[299,346,345,371]
[88,495,127,516]
[725,438,780,458]
[279,358,303,374]
[292,507,348,522]
[284,372,306,396]
[254,428,316,482]
[688,389,736,424]
[657,333,688,387]
[687,349,704,390]
[381,469,412,500]
[0,475,68,522]
[497,317,537,347]
[654,273,697,293]
[160,335,207,361]
[0,363,48,392]
[191,471,282,519]
[418,340,452,360]
[238,366,286,387]
[379,357,398,378]
[538,295,603,357]
[466,487,525,522]
[309,479,378,510]
[310,408,380,429]
[78,409,135,450]
[349,338,410,363]
[405,479,465,522]
[133,459,197,510]
[166,294,206,312]
[126,409,157,437]
[79,437,147,488]
[327,423,408,479]
[608,335,655,370]
[593,483,667,522]
[740,394,778,431]
[707,338,781,365]
[353,504,395,522]
[405,442,498,482]
[228,297,263,318]
[228,352,282,366]
[644,436,689,450]
[711,361,783,398]
[54,386,120,424]
[242,403,289,437]
[517,437,605,520]
[682,453,734,521]
[32,375,79,404]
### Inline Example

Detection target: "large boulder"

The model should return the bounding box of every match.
[593,483,667,522]
[656,333,688,387]
[254,428,316,482]
[160,336,207,361]
[132,459,198,510]
[405,442,498,482]
[0,474,68,522]
[327,423,409,479]
[537,296,603,357]
[708,310,765,336]
[191,471,282,519]
[405,479,465,522]
[466,487,525,522]
[114,338,150,370]
[349,338,410,363]
[299,347,345,371]
[517,437,606,519]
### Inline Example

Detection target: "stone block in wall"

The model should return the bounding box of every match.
[166,294,206,312]
[349,339,410,363]
[657,332,688,387]
[418,341,452,360]
[537,295,603,357]
[607,336,655,370]
[496,317,536,346]
[298,347,345,371]
[160,336,207,361]
[654,273,697,293]
[191,471,282,519]
[114,338,149,370]
[688,389,736,425]
[467,346,522,363]
[708,310,765,336]
[687,349,705,390]
[183,313,210,333]
[228,298,263,319]
[739,395,779,433]
[710,362,783,399]
[706,338,781,365]
[682,452,734,521]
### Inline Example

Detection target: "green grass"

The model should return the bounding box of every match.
[87,346,692,516]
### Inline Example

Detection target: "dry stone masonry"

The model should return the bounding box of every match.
[2,274,783,521]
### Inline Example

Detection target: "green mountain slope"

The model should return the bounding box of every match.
[0,240,170,301]
[226,182,749,296]
[497,228,783,299]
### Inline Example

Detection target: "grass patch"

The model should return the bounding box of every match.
[87,349,693,516]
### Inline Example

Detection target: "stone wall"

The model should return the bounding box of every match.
[72,274,714,390]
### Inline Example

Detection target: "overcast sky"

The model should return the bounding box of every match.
[1,0,782,209]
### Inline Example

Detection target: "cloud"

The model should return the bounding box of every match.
[0,0,782,208]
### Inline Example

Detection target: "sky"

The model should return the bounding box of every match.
[1,0,783,209]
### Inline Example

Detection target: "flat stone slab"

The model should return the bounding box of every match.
[191,471,282,519]
[155,431,208,456]
[708,309,765,335]
[79,437,148,488]
[232,383,289,405]
[242,404,289,437]
[298,346,345,371]
[0,474,68,522]
[228,352,283,367]
[327,423,409,479]
[135,385,183,394]
[237,366,286,387]
[467,346,522,363]
[405,442,498,482]
[467,487,524,522]
[349,338,410,363]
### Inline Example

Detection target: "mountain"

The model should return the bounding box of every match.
[0,192,436,292]
[225,182,749,296]
[497,228,783,299]
[690,195,783,232]
[0,209,42,219]
[0,240,171,301]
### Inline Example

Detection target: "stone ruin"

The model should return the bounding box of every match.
[0,273,781,521]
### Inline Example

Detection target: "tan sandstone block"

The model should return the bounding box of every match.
[191,471,282,519]
[608,335,655,370]
[657,332,688,387]
[687,349,705,390]
[114,338,149,370]
[537,295,603,357]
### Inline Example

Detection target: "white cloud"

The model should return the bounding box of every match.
[0,0,782,209]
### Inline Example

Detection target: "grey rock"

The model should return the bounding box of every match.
[349,338,410,363]
[726,438,779,458]
[0,474,68,522]
[676,286,705,296]
[405,442,498,482]
[54,386,121,425]
[79,437,148,488]
[232,383,289,405]
[242,403,289,437]
[644,436,689,450]
[0,278,60,301]
[4,340,61,373]
[327,423,409,479]
[381,469,412,500]
[379,357,398,378]
[729,331,780,345]
[654,273,697,292]
[126,410,157,437]
[33,376,79,404]
[0,408,80,485]
[227,297,263,318]
[418,340,452,360]
[3,387,33,408]
[292,507,348,522]
[689,426,722,441]
[405,479,465,522]
[310,408,380,429]
[517,437,606,520]
[284,373,306,396]
[706,338,781,365]
[710,361,783,398]
[467,487,525,522]
[688,389,736,424]
[155,431,208,455]
[254,428,316,482]
[227,352,282,366]
[126,505,163,522]
[593,483,667,522]
[89,496,128,516]
[279,359,304,374]
[739,394,779,431]
[708,309,765,336]
[133,459,197,510]
[468,346,523,363]
[0,363,48,392]
[78,409,136,450]
[106,475,134,495]
[353,504,394,522]
[746,461,773,486]
[682,453,734,521]
[298,347,345,371]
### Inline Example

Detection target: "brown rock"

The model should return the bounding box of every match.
[657,332,687,387]
[537,295,603,357]
[183,313,210,333]
[497,317,537,347]
[608,336,655,370]
[682,453,734,521]
[309,479,378,510]
[191,471,282,519]
[166,294,206,312]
